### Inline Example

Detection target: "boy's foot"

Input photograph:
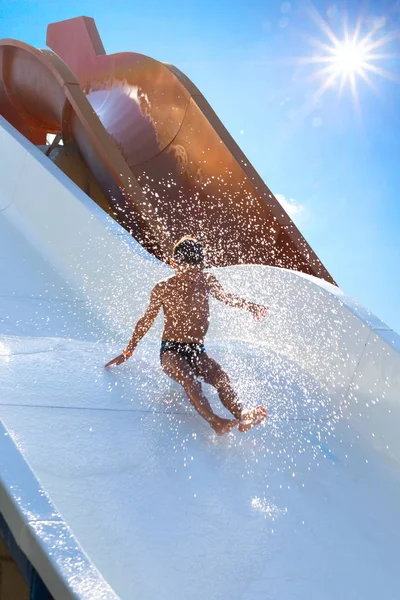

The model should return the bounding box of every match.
[211,417,239,436]
[238,406,267,432]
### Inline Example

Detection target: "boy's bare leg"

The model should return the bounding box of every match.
[161,352,238,435]
[196,354,267,431]
[195,354,243,420]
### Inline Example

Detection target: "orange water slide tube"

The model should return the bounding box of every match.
[1,18,334,282]
[0,38,162,252]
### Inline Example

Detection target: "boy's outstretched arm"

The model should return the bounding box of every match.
[104,282,164,368]
[206,273,268,320]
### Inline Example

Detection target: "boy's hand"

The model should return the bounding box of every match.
[249,304,268,321]
[104,353,129,368]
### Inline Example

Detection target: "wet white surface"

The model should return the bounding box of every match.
[1,117,400,599]
[2,333,400,599]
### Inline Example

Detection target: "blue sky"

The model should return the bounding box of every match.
[1,0,399,332]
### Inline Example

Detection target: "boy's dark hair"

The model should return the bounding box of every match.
[172,236,204,265]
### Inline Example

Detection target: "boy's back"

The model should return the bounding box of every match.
[158,270,213,343]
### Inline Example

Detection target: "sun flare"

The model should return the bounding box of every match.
[296,6,399,111]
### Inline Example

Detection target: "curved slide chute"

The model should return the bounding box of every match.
[47,17,334,277]
[0,18,400,600]
[2,17,334,280]
[1,115,400,600]
[0,37,164,256]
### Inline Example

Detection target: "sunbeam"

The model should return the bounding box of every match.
[296,5,400,109]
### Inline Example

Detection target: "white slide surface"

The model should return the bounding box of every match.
[1,115,400,600]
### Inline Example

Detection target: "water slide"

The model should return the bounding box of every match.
[1,17,400,600]
[1,16,335,279]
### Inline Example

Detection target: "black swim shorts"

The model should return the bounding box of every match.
[160,340,205,365]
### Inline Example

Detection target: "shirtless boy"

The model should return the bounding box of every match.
[105,237,268,435]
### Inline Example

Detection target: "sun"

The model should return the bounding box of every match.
[296,6,399,111]
[331,39,368,76]
[322,34,374,95]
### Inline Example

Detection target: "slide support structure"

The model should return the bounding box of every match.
[0,513,53,600]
